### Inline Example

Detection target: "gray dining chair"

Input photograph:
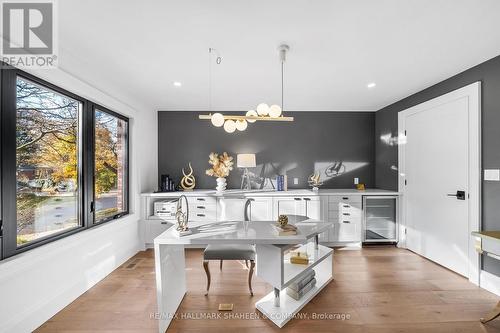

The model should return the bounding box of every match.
[203,198,256,296]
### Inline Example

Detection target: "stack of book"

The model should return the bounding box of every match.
[273,223,298,236]
[276,175,288,191]
[286,270,317,300]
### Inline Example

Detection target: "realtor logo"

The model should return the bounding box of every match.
[1,0,58,68]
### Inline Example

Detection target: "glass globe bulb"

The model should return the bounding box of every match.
[223,119,236,133]
[269,105,282,118]
[235,119,248,131]
[246,110,258,123]
[210,113,225,127]
[256,103,269,116]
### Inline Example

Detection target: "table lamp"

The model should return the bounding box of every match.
[237,154,256,190]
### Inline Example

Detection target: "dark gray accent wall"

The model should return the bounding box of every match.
[158,111,375,190]
[375,54,500,276]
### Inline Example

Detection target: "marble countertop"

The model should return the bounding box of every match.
[154,219,333,245]
[142,188,400,197]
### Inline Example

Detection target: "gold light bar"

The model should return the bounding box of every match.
[198,114,294,122]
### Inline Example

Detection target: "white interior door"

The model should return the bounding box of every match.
[400,82,481,280]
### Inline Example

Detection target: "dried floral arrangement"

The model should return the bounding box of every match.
[205,152,234,178]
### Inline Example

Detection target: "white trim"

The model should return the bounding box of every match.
[397,82,481,285]
[480,270,500,296]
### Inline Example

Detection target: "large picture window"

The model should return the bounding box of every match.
[16,77,82,245]
[1,66,129,259]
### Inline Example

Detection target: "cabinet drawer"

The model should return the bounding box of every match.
[328,195,362,204]
[187,196,217,205]
[332,221,360,242]
[191,203,216,212]
[189,209,217,222]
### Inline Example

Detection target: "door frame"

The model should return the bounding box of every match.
[397,82,481,285]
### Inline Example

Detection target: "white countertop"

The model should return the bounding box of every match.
[142,188,399,197]
[154,219,333,245]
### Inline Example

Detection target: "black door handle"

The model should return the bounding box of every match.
[447,190,466,200]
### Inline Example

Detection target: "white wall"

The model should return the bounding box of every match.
[0,67,157,333]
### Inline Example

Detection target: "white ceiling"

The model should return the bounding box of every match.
[56,0,500,112]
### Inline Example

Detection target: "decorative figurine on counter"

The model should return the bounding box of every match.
[278,214,289,227]
[356,183,366,191]
[180,162,196,191]
[175,195,192,236]
[308,172,323,191]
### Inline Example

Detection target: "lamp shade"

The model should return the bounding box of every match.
[237,154,256,168]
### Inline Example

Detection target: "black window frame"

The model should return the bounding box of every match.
[0,64,130,259]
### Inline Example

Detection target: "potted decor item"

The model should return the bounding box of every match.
[206,152,234,193]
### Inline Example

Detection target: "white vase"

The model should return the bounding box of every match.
[216,177,227,193]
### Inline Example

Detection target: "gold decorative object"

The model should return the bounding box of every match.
[356,183,366,191]
[206,152,234,193]
[180,162,196,191]
[290,251,310,265]
[278,214,288,227]
[308,172,323,191]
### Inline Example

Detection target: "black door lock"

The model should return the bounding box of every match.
[447,190,466,200]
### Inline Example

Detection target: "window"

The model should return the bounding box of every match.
[94,109,128,223]
[1,66,129,259]
[15,77,82,245]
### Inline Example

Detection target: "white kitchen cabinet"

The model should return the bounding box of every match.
[273,196,329,242]
[247,197,273,221]
[144,219,173,245]
[328,198,362,244]
[141,190,399,248]
[274,197,306,217]
[218,197,273,221]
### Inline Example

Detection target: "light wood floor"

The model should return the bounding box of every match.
[36,247,500,333]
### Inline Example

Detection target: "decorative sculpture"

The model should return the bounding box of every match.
[180,163,196,191]
[206,152,234,193]
[175,195,191,236]
[278,215,289,227]
[308,172,323,191]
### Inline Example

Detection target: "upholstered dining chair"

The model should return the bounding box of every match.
[203,198,256,296]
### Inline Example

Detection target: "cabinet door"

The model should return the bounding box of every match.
[304,198,321,219]
[248,197,273,221]
[274,197,306,218]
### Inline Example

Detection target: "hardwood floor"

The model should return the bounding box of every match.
[36,247,500,333]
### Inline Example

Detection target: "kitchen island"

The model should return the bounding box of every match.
[154,219,333,332]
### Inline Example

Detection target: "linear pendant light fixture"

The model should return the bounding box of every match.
[199,44,294,133]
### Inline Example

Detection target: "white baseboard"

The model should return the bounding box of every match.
[480,270,500,296]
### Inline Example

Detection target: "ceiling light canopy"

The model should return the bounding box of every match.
[367,82,376,88]
[200,44,294,133]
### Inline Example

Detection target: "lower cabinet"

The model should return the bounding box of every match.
[324,197,362,244]
[142,193,390,247]
[248,197,274,221]
[143,219,173,245]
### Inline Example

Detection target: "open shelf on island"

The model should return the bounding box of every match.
[282,243,333,288]
[256,252,333,328]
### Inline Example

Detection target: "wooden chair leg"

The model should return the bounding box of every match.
[248,260,255,296]
[481,301,500,323]
[219,260,223,270]
[203,260,210,296]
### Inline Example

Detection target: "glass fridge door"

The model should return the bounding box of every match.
[364,196,398,242]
